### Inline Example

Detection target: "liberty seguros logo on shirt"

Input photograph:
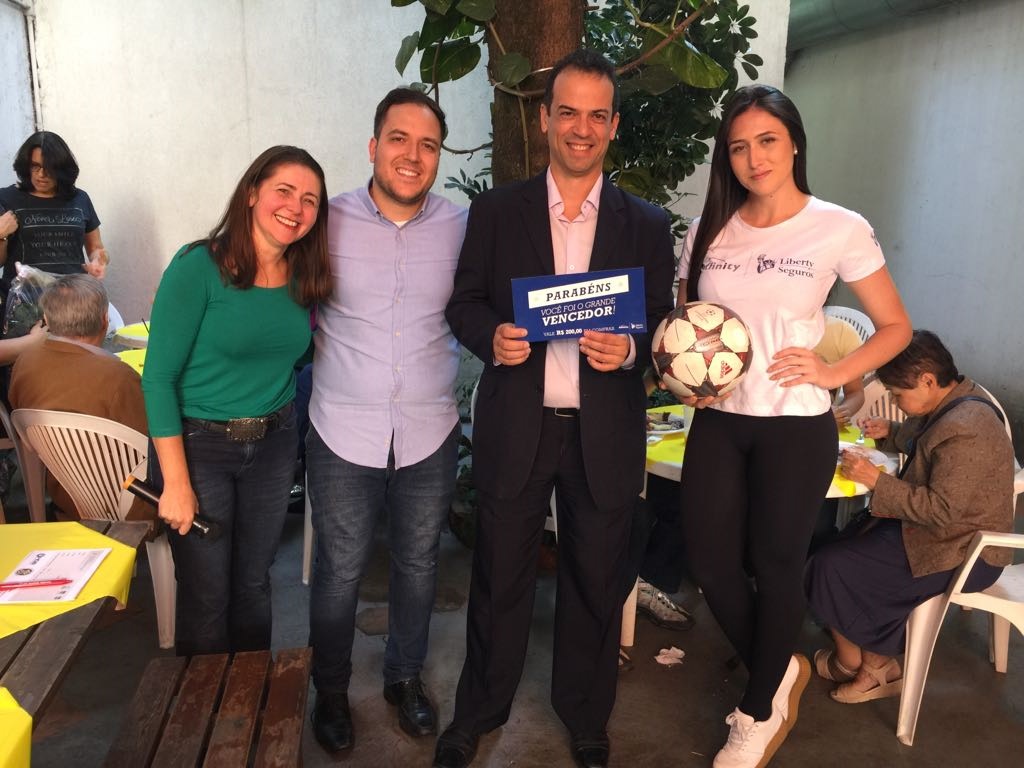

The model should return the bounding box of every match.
[701,253,814,278]
[756,253,815,278]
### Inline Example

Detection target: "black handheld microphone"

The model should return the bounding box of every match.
[122,475,223,541]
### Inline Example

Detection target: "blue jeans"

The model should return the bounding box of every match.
[307,423,459,693]
[165,406,296,656]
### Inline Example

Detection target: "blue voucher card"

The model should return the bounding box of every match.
[511,267,647,341]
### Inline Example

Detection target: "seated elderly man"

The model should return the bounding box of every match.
[805,329,1014,703]
[8,273,149,519]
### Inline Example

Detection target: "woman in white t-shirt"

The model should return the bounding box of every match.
[676,85,911,768]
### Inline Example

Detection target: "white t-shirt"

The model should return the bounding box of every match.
[677,197,885,417]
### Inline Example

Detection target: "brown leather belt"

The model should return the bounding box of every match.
[183,403,293,442]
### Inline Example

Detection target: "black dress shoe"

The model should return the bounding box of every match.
[433,726,478,768]
[571,733,610,768]
[311,691,353,753]
[384,677,438,737]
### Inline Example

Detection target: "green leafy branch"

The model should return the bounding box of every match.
[391,0,761,240]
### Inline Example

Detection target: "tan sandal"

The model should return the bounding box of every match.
[814,649,857,683]
[830,658,903,703]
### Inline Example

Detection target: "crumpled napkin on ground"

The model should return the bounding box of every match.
[655,646,686,666]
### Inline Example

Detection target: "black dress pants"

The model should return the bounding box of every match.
[451,409,634,737]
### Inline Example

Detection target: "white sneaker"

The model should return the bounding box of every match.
[772,654,811,724]
[712,705,788,768]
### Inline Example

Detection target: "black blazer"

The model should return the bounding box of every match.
[446,172,676,510]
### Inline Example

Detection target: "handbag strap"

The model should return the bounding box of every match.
[898,395,1003,479]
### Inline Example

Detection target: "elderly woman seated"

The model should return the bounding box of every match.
[805,329,1015,703]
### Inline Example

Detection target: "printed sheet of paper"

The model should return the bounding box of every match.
[511,267,647,341]
[0,548,111,603]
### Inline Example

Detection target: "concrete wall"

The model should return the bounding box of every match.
[27,0,789,322]
[673,0,791,222]
[785,0,1023,451]
[0,2,35,186]
[29,0,491,322]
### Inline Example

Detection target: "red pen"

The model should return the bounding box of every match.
[0,578,73,592]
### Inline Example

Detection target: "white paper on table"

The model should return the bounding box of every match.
[0,548,111,603]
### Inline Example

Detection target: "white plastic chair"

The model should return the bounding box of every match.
[852,375,907,426]
[898,530,1024,745]
[823,305,875,342]
[11,409,176,649]
[896,386,1022,746]
[106,301,125,337]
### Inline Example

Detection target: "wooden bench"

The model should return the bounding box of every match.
[0,520,150,723]
[104,647,311,768]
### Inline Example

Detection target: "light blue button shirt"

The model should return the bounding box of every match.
[310,184,467,469]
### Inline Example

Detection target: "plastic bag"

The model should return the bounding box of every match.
[3,263,58,338]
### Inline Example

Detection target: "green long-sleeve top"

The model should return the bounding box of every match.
[142,244,311,437]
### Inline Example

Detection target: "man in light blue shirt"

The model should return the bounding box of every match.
[307,88,467,756]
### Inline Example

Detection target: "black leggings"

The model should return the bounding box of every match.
[680,407,837,720]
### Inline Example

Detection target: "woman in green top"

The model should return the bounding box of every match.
[142,146,331,655]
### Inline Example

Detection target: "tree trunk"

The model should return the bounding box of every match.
[488,0,584,186]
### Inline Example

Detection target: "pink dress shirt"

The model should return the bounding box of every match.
[542,171,634,407]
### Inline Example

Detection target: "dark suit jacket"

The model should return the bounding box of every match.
[445,172,675,510]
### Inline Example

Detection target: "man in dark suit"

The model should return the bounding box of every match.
[434,50,675,768]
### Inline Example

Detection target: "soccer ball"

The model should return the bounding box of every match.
[652,302,753,398]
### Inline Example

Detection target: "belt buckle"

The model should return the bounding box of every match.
[553,407,577,418]
[226,417,268,442]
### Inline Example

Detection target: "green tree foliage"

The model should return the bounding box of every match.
[393,0,760,240]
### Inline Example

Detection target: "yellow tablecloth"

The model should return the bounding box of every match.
[645,405,689,472]
[0,523,137,640]
[833,425,889,496]
[0,688,30,768]
[838,424,876,448]
[113,321,150,349]
[115,348,146,374]
[645,406,894,497]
